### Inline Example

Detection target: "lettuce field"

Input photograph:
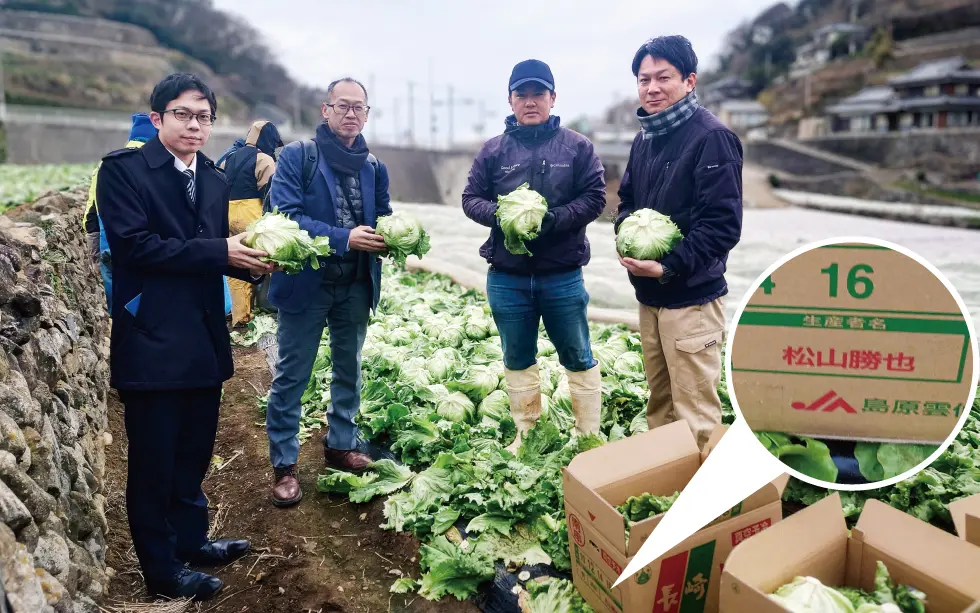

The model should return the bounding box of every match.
[0,163,96,211]
[235,265,980,609]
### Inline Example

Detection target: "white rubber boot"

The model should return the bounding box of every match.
[567,365,602,435]
[504,364,542,454]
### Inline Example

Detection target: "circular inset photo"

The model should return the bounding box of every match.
[726,237,978,488]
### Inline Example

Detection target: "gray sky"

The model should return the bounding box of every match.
[214,0,778,146]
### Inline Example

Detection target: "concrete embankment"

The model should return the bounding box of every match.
[772,189,980,229]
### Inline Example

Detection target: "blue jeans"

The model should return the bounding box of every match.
[486,267,597,372]
[266,280,371,468]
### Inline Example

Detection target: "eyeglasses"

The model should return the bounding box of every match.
[162,108,216,126]
[326,103,370,117]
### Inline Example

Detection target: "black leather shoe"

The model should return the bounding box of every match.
[145,568,223,601]
[188,539,251,567]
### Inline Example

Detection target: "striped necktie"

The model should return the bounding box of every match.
[182,169,196,205]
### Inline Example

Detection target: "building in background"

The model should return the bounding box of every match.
[790,23,869,79]
[717,99,770,131]
[888,56,980,130]
[700,76,754,116]
[824,86,897,133]
[825,56,980,133]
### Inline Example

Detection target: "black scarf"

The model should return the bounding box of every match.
[315,123,369,176]
[504,114,561,146]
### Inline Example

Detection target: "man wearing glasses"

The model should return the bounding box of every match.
[265,77,392,508]
[97,73,272,600]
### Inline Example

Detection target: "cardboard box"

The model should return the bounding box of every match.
[950,493,980,547]
[720,493,980,613]
[562,421,785,613]
[731,243,974,443]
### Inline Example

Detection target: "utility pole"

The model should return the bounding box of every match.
[804,72,812,114]
[292,87,300,131]
[447,85,454,150]
[473,100,496,142]
[393,98,401,146]
[428,58,436,149]
[407,81,416,145]
[368,73,376,140]
[433,86,477,149]
[0,53,6,124]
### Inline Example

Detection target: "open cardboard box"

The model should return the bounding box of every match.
[562,421,787,613]
[720,493,980,613]
[950,493,980,547]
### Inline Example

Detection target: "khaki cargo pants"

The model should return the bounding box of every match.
[639,297,725,449]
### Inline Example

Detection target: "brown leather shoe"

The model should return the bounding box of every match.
[323,447,372,473]
[271,465,302,508]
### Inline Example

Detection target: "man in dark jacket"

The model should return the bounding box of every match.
[97,73,273,601]
[615,36,743,449]
[265,77,392,507]
[462,59,606,453]
[220,120,284,325]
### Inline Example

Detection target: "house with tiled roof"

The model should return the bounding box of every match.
[825,56,980,132]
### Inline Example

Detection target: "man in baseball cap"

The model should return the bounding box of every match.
[508,59,555,92]
[461,59,606,452]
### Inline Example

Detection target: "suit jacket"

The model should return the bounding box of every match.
[97,135,255,390]
[266,139,392,314]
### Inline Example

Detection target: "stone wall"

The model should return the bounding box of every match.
[801,130,980,179]
[776,172,954,206]
[0,10,158,47]
[743,141,854,176]
[0,188,111,613]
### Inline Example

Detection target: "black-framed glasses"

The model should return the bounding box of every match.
[162,108,216,126]
[326,103,370,117]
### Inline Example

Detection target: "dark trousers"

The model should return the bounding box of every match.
[121,387,222,580]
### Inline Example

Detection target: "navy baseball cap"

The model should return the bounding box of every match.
[508,59,555,92]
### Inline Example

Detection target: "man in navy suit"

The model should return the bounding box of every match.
[265,77,392,507]
[97,73,273,601]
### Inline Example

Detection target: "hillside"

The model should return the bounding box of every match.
[1,1,324,124]
[710,0,980,128]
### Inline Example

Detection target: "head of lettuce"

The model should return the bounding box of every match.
[376,211,431,266]
[495,182,548,256]
[615,209,683,261]
[244,210,334,274]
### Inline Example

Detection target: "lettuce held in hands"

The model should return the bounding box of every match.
[376,211,431,266]
[616,209,683,261]
[496,182,549,256]
[244,210,334,274]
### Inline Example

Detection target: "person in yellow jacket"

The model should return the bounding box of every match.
[219,120,284,326]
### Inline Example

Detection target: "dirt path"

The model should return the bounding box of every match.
[103,346,478,613]
[742,163,788,209]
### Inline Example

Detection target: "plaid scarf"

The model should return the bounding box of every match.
[637,90,699,139]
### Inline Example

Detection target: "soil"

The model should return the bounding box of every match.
[102,346,479,613]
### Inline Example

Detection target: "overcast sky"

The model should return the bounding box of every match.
[213,0,778,146]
